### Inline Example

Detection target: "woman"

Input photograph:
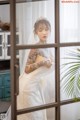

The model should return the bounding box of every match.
[17,18,54,120]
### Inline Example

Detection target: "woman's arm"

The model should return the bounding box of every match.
[25,58,52,74]
[25,49,53,74]
[25,49,46,74]
[25,60,46,73]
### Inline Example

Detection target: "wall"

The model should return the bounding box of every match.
[0,5,10,22]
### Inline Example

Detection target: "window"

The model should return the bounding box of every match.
[10,0,80,120]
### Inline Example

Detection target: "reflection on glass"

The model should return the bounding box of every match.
[0,47,2,56]
[60,1,80,42]
[60,47,80,100]
[61,103,80,120]
[17,108,55,120]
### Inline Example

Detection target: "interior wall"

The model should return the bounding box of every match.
[0,5,10,22]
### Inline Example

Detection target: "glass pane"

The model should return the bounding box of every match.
[16,34,19,44]
[0,36,2,44]
[47,108,55,120]
[61,103,80,120]
[0,47,2,56]
[17,48,55,109]
[60,46,80,100]
[7,35,10,45]
[60,0,80,43]
[16,50,19,56]
[16,0,55,45]
[7,47,10,56]
[17,107,55,120]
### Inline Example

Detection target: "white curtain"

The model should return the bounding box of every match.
[60,1,80,120]
[16,0,55,73]
[16,1,80,120]
[60,1,80,42]
[16,1,55,120]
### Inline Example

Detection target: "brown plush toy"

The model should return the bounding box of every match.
[0,20,10,31]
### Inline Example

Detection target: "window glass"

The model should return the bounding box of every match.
[60,46,80,100]
[60,0,80,42]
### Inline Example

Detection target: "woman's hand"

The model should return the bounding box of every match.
[44,59,52,68]
[37,58,52,68]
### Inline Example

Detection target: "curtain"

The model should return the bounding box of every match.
[60,1,80,42]
[16,1,80,120]
[16,1,55,120]
[16,0,55,73]
[60,1,80,120]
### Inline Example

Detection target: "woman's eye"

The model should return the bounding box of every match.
[39,29,43,32]
[45,28,49,31]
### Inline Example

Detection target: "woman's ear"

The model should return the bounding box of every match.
[34,30,37,35]
[34,30,36,35]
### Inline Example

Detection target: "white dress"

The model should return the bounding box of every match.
[3,48,55,120]
[17,48,54,120]
[17,66,54,120]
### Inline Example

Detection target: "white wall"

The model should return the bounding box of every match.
[0,5,10,22]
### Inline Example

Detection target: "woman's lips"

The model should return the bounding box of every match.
[43,36,47,39]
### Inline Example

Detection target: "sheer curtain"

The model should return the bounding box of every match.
[16,1,80,120]
[16,1,80,72]
[60,1,80,120]
[16,0,55,73]
[16,1,55,120]
[60,1,80,42]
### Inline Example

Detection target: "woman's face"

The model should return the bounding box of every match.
[36,24,50,43]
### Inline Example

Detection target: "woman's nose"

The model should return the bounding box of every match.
[42,30,47,34]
